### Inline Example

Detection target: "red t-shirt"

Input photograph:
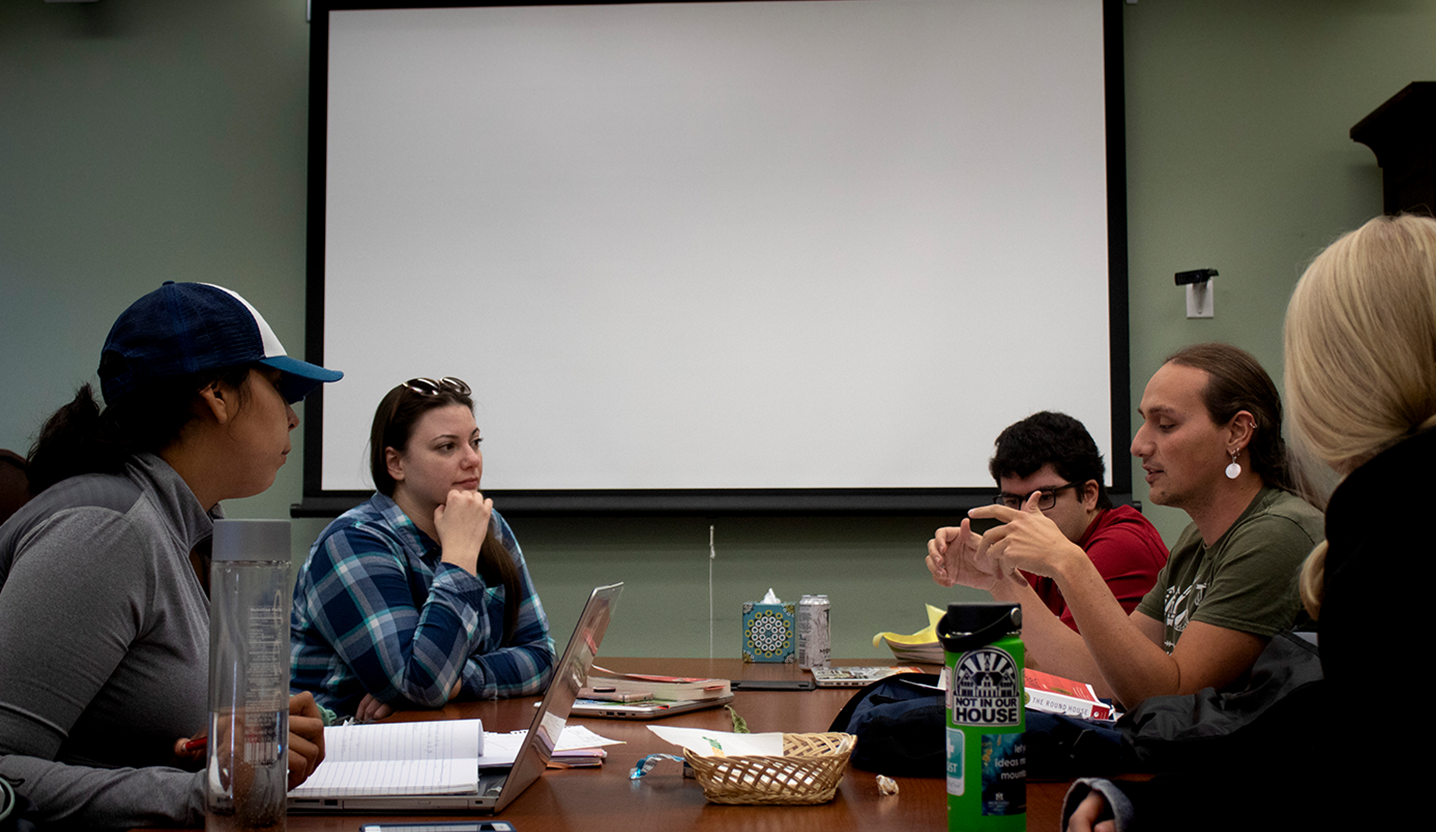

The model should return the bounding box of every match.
[1025,504,1169,633]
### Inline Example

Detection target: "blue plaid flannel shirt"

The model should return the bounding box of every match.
[289,494,555,714]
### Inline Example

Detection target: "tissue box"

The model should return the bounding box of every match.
[742,601,796,663]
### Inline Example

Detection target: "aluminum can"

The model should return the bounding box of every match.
[797,594,831,669]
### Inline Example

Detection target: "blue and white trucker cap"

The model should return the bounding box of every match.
[99,282,343,405]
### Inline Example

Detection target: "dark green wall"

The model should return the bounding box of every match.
[3,1,1432,656]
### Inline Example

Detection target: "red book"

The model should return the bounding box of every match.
[1024,669,1116,722]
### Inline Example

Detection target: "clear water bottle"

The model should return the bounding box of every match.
[939,602,1026,832]
[206,520,291,832]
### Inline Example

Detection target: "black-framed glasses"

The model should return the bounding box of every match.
[992,481,1083,511]
[402,376,471,397]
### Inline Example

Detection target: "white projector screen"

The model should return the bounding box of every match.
[305,0,1125,512]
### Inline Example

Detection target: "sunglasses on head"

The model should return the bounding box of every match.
[401,377,471,397]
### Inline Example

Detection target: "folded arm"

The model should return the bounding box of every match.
[457,540,555,699]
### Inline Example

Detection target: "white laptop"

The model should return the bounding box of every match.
[289,582,623,814]
[810,665,925,688]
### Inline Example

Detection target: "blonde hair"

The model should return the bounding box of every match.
[1284,214,1436,617]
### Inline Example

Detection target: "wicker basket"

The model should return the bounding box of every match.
[682,732,856,805]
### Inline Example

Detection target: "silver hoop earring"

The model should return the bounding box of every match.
[1225,449,1242,480]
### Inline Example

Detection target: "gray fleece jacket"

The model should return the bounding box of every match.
[0,453,210,829]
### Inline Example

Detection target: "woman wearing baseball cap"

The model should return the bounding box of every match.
[0,282,342,828]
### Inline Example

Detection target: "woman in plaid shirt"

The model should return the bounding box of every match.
[290,377,555,718]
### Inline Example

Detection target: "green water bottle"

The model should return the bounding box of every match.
[939,602,1025,831]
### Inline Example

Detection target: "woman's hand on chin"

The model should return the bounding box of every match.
[434,488,492,575]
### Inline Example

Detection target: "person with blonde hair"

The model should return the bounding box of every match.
[1283,212,1434,712]
[1064,214,1433,832]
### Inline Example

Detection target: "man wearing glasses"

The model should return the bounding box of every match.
[928,345,1322,709]
[1006,412,1163,633]
[929,412,1168,634]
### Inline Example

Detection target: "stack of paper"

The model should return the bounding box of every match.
[584,667,732,701]
[479,724,624,769]
[648,726,785,757]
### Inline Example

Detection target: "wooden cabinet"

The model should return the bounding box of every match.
[1352,82,1436,217]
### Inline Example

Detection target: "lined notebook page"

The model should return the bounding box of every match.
[288,719,483,797]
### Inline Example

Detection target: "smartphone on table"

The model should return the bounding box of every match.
[359,823,515,832]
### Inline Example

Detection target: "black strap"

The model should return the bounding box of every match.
[937,614,1013,654]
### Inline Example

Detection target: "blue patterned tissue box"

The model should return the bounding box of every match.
[742,601,796,663]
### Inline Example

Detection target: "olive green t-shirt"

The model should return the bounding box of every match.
[1135,487,1323,653]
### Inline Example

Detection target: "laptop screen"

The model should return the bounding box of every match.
[492,582,622,812]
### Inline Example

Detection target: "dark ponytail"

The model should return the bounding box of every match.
[27,386,119,495]
[27,365,252,496]
[479,531,522,646]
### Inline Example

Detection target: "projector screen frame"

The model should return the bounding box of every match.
[298,0,1131,518]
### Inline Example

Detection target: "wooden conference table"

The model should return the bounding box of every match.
[188,659,1072,831]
